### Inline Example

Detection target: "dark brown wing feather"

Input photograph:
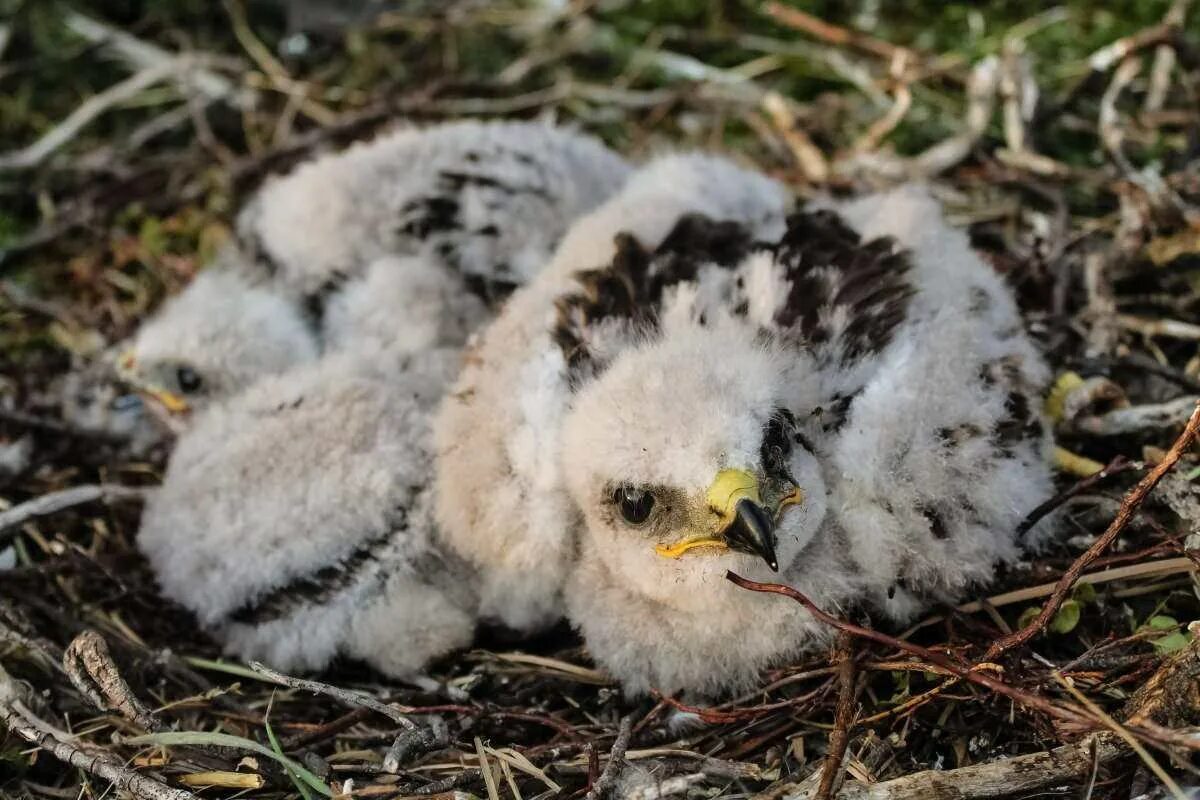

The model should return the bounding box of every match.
[772,209,915,365]
[551,213,758,381]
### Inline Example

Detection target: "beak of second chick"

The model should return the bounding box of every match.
[116,351,191,414]
[654,468,798,572]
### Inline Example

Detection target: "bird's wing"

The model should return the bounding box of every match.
[761,197,1054,611]
[138,350,458,629]
[233,122,630,329]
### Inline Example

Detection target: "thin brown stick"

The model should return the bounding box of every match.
[1016,455,1133,539]
[584,713,634,800]
[764,3,908,62]
[984,400,1200,661]
[279,706,372,749]
[726,572,1093,727]
[815,632,857,800]
[64,630,163,732]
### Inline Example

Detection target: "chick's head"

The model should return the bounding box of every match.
[560,324,827,611]
[119,270,318,416]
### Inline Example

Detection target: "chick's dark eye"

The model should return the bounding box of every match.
[176,366,204,394]
[613,486,655,525]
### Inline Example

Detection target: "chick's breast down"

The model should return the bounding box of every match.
[437,167,1054,697]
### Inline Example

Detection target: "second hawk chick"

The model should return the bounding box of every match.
[119,120,630,417]
[138,348,477,679]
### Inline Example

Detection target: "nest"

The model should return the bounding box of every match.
[2,2,1200,798]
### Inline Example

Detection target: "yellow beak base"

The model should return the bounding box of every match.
[654,469,772,561]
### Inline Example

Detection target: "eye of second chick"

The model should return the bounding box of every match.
[613,486,655,525]
[175,366,204,394]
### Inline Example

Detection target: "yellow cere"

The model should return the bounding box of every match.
[653,468,763,561]
[705,468,760,522]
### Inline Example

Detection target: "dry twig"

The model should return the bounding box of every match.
[0,484,148,544]
[984,400,1200,660]
[0,665,196,800]
[585,713,635,800]
[0,58,204,171]
[815,632,857,800]
[63,630,163,731]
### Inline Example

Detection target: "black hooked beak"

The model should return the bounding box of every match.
[723,498,779,571]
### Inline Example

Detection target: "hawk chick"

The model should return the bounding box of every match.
[120,121,629,415]
[434,153,792,634]
[439,181,1055,696]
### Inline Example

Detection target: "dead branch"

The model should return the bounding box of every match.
[1100,57,1144,174]
[621,773,706,800]
[64,630,163,732]
[815,632,857,800]
[0,58,203,171]
[726,573,1094,727]
[586,713,635,800]
[1084,251,1122,356]
[913,56,998,175]
[62,10,247,105]
[851,50,913,154]
[1073,396,1200,436]
[0,484,148,544]
[0,599,65,668]
[248,661,441,773]
[1145,0,1192,112]
[762,91,829,182]
[249,661,415,729]
[0,665,197,800]
[764,3,910,63]
[828,735,1127,799]
[983,401,1200,660]
[817,633,1200,799]
[1118,314,1200,340]
[998,42,1036,155]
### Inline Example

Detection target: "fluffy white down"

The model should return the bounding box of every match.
[124,120,629,415]
[127,269,318,401]
[322,255,489,355]
[433,153,793,635]
[557,185,1056,696]
[138,348,475,676]
[244,119,632,298]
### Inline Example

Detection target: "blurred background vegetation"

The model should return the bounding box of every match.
[3,3,1200,796]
